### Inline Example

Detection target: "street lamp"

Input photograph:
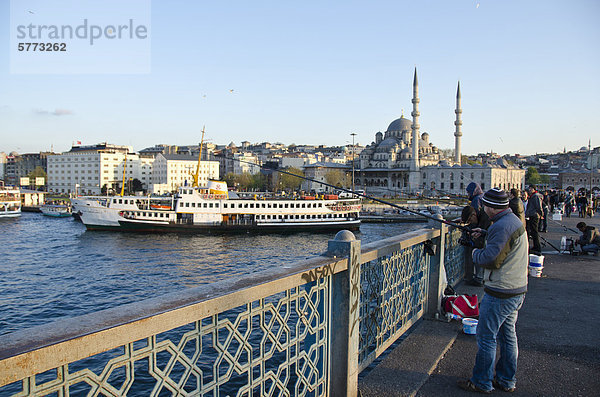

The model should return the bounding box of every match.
[350,132,357,193]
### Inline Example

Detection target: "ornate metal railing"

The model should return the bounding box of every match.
[444,227,466,287]
[0,224,461,397]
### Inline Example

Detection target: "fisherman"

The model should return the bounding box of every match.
[465,182,488,285]
[457,188,528,394]
[525,185,543,255]
[509,188,525,226]
[575,222,600,256]
[460,205,489,287]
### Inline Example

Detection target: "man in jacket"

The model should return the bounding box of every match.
[465,182,488,285]
[509,188,525,226]
[525,185,543,255]
[458,188,528,394]
[575,222,600,255]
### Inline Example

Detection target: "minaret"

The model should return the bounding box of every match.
[411,67,420,171]
[454,81,463,163]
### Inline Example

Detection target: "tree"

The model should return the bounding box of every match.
[525,167,541,186]
[279,167,303,192]
[132,178,144,192]
[325,169,350,189]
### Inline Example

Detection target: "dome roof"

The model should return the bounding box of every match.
[377,137,400,151]
[386,116,412,132]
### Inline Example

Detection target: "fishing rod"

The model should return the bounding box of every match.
[218,154,479,234]
[357,184,466,207]
[548,218,580,234]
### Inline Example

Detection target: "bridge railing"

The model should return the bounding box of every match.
[0,224,464,397]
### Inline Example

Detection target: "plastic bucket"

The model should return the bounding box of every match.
[552,213,562,221]
[462,318,478,335]
[529,254,544,267]
[528,265,543,277]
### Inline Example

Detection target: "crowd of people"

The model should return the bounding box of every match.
[457,184,598,393]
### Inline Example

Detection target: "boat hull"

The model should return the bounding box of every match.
[117,219,360,234]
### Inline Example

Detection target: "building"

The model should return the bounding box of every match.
[151,154,219,194]
[2,152,50,187]
[47,143,145,195]
[301,162,351,193]
[559,169,600,192]
[357,69,525,196]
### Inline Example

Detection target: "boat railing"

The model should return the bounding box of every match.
[0,224,465,396]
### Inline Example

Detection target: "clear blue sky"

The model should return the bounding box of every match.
[1,0,599,155]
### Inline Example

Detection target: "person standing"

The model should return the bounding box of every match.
[564,193,574,218]
[457,188,528,394]
[465,182,488,285]
[525,185,543,255]
[509,188,525,226]
[538,191,549,232]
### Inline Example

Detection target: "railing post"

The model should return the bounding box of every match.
[427,219,447,316]
[326,230,360,397]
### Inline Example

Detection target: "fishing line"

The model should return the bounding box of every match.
[218,154,478,234]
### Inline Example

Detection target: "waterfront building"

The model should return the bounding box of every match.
[357,69,525,196]
[151,153,219,194]
[47,143,147,195]
[2,152,50,187]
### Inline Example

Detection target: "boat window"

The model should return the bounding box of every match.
[215,203,219,208]
[295,215,299,219]
[279,215,283,219]
[203,203,208,208]
[244,203,248,208]
[319,203,323,208]
[250,203,254,208]
[279,204,283,208]
[302,203,306,208]
[262,204,266,208]
[224,203,228,208]
[209,203,213,208]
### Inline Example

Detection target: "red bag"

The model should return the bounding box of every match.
[443,295,479,318]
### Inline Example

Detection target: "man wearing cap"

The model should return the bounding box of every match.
[458,188,528,394]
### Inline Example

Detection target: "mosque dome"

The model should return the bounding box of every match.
[376,137,401,151]
[386,116,412,132]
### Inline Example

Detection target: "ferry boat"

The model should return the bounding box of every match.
[0,182,21,218]
[78,181,361,233]
[40,203,72,217]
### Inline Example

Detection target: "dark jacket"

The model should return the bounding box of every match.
[525,191,543,218]
[466,182,484,211]
[580,226,600,246]
[509,197,525,226]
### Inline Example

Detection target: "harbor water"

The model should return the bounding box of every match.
[0,212,423,337]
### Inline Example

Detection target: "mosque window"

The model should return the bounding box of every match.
[441,172,445,179]
[423,173,427,179]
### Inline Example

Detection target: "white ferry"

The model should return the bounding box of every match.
[78,181,361,233]
[0,182,21,218]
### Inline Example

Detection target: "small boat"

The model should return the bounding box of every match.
[40,203,72,217]
[0,182,21,218]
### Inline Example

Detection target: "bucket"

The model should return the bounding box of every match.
[552,213,562,221]
[529,254,544,267]
[462,318,478,335]
[528,265,543,277]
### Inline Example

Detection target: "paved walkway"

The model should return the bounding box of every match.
[360,212,600,396]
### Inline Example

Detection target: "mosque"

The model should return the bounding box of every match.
[357,68,525,196]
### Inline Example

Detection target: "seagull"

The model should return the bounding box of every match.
[476,3,480,8]
[28,10,34,14]
[229,89,234,93]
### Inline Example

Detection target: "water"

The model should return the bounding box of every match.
[0,212,423,336]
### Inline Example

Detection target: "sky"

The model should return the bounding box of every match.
[1,0,599,156]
